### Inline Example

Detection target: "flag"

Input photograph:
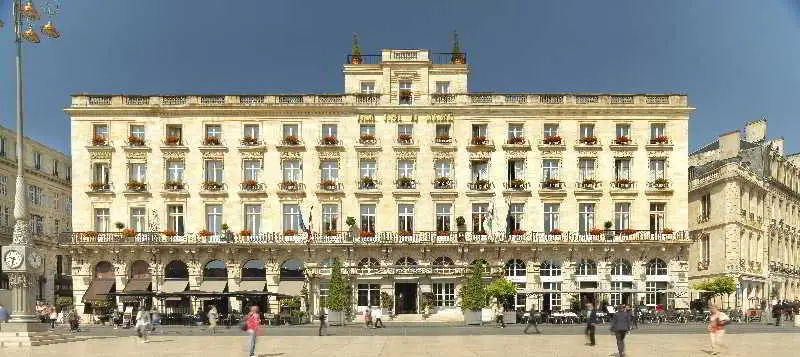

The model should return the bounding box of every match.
[486,201,495,232]
[505,200,513,236]
[298,206,313,242]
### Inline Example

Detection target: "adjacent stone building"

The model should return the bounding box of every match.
[689,119,800,309]
[0,124,72,307]
[63,48,693,321]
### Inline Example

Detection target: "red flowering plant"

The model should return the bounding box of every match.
[283,135,300,145]
[283,229,298,236]
[239,229,252,237]
[165,135,181,145]
[543,135,562,145]
[548,229,563,235]
[198,229,213,237]
[162,229,177,237]
[507,136,526,145]
[579,136,598,145]
[203,136,221,146]
[121,228,137,238]
[359,230,375,237]
[471,136,487,145]
[589,228,604,236]
[91,135,107,146]
[614,136,631,145]
[322,136,338,145]
[127,136,145,146]
[650,135,669,144]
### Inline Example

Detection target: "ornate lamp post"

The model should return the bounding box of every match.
[0,0,61,337]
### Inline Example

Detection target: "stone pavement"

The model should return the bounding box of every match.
[0,332,796,357]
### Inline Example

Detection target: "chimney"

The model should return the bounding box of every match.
[718,130,741,160]
[744,118,767,143]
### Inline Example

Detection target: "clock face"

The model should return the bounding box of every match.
[4,250,23,269]
[29,251,42,269]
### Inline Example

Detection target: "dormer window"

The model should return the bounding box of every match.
[435,81,450,94]
[361,81,375,94]
[399,81,412,105]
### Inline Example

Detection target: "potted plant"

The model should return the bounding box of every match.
[327,258,347,325]
[603,221,614,240]
[589,228,603,236]
[359,176,376,188]
[241,179,259,190]
[380,292,394,318]
[165,135,181,145]
[92,299,112,325]
[435,134,452,143]
[121,228,136,238]
[654,178,669,188]
[242,136,259,146]
[126,181,146,191]
[615,178,633,188]
[473,179,490,190]
[543,135,562,145]
[350,33,362,64]
[322,135,338,145]
[614,135,631,145]
[456,216,466,227]
[283,135,300,145]
[283,229,297,236]
[544,178,562,188]
[434,176,452,188]
[398,230,413,237]
[325,230,338,237]
[89,182,108,191]
[662,228,674,234]
[162,229,177,237]
[470,136,487,145]
[622,228,637,236]
[459,262,487,325]
[486,278,518,324]
[579,136,598,145]
[420,292,436,318]
[55,296,73,310]
[92,135,107,146]
[281,180,298,190]
[239,229,252,237]
[511,229,526,236]
[198,229,213,237]
[581,178,598,189]
[203,181,222,191]
[114,222,125,230]
[127,135,145,146]
[203,136,220,146]
[450,31,466,64]
[359,230,375,238]
[507,136,526,145]
[509,178,525,189]
[397,133,413,143]
[397,176,414,188]
[164,180,184,190]
[548,228,563,236]
[436,230,450,236]
[651,135,669,144]
[345,216,356,230]
[320,179,338,190]
[359,133,376,144]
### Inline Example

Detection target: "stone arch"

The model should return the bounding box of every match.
[279,259,305,281]
[504,259,526,277]
[241,259,266,280]
[611,258,632,276]
[164,260,189,279]
[646,258,668,275]
[471,258,490,274]
[203,259,227,280]
[539,259,562,277]
[95,261,114,279]
[575,259,597,276]
[129,260,150,279]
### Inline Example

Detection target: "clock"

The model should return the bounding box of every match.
[28,251,42,269]
[3,250,24,270]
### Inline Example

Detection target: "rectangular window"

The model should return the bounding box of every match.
[129,163,147,183]
[94,208,110,232]
[616,124,631,138]
[205,124,222,138]
[357,284,381,307]
[578,158,595,180]
[166,125,182,143]
[614,158,631,180]
[579,203,595,234]
[509,203,524,231]
[360,81,375,94]
[166,161,184,182]
[701,235,710,263]
[321,124,338,138]
[319,283,329,309]
[650,123,666,139]
[0,136,6,156]
[397,124,413,137]
[471,124,488,138]
[508,124,524,140]
[701,194,711,219]
[33,152,42,170]
[321,161,339,181]
[645,281,668,306]
[322,204,339,232]
[205,205,223,234]
[649,159,666,180]
[282,124,300,140]
[360,159,377,178]
[130,207,146,232]
[93,124,108,139]
[543,124,559,137]
[399,80,412,104]
[245,204,261,234]
[542,159,560,180]
[360,204,376,233]
[30,214,44,236]
[243,160,261,181]
[360,124,375,136]
[544,203,560,233]
[615,203,631,231]
[471,161,489,181]
[398,204,414,232]
[433,283,455,307]
[52,159,59,176]
[471,203,490,233]
[507,160,524,181]
[610,282,633,306]
[282,160,302,181]
[435,124,451,138]
[93,163,110,183]
[205,160,224,183]
[434,160,451,178]
[435,203,452,232]
[283,204,301,232]
[579,124,594,138]
[130,124,145,139]
[243,124,259,140]
[649,203,666,233]
[542,282,562,310]
[397,160,414,178]
[435,81,450,94]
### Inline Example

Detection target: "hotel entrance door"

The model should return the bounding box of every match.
[394,283,418,314]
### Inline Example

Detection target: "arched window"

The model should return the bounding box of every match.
[395,257,417,266]
[646,258,668,275]
[280,259,304,281]
[129,260,150,279]
[575,259,597,276]
[164,260,188,279]
[611,259,632,276]
[203,260,227,280]
[95,261,114,279]
[432,257,455,274]
[504,259,526,277]
[241,260,266,280]
[357,257,380,274]
[433,256,454,266]
[539,260,561,277]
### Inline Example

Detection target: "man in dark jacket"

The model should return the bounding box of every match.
[585,303,598,346]
[774,301,782,326]
[523,306,540,334]
[610,304,632,357]
[318,308,327,336]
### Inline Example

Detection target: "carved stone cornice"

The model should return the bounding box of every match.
[202,151,225,159]
[241,151,264,160]
[280,151,303,161]
[162,151,186,160]
[395,151,418,160]
[89,151,113,160]
[126,151,148,162]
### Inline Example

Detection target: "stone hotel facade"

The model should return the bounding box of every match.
[64,48,693,320]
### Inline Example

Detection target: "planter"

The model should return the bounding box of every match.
[327,310,345,326]
[503,311,517,324]
[463,309,482,325]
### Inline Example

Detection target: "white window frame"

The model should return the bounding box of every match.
[360,204,376,233]
[509,203,524,231]
[616,124,631,138]
[283,204,301,232]
[205,205,223,234]
[614,158,631,180]
[94,208,110,232]
[321,161,339,181]
[130,124,145,139]
[579,124,594,138]
[205,124,222,138]
[542,159,560,180]
[398,204,414,232]
[130,207,146,232]
[397,160,414,178]
[544,203,560,233]
[282,160,302,181]
[243,124,259,139]
[245,204,261,234]
[205,160,224,183]
[360,81,375,94]
[578,203,595,234]
[508,124,524,139]
[472,203,489,233]
[360,159,377,178]
[243,160,261,181]
[435,203,452,232]
[322,204,339,232]
[543,124,559,137]
[435,81,450,94]
[129,163,147,183]
[649,202,666,233]
[434,160,451,178]
[166,160,185,182]
[578,158,595,180]
[433,283,455,307]
[614,203,631,231]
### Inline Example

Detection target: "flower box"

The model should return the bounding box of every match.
[662,228,674,234]
[242,136,259,146]
[359,134,376,144]
[283,229,298,236]
[653,178,669,187]
[579,136,598,145]
[474,230,487,235]
[164,180,184,190]
[359,230,375,237]
[283,135,300,145]
[436,230,451,236]
[397,177,414,188]
[470,136,487,145]
[614,136,631,145]
[127,136,145,146]
[650,136,669,144]
[621,228,637,235]
[397,134,413,143]
[509,179,526,189]
[203,136,221,146]
[162,229,177,237]
[548,229,562,235]
[203,181,223,191]
[581,178,598,188]
[241,180,259,190]
[398,230,413,237]
[320,180,338,190]
[89,182,108,191]
[543,135,562,145]
[614,179,633,188]
[122,229,136,238]
[126,181,146,191]
[92,136,107,146]
[281,181,298,190]
[451,53,466,64]
[324,230,338,237]
[434,177,452,188]
[165,135,181,145]
[589,228,604,236]
[435,134,452,143]
[198,229,213,237]
[360,176,376,187]
[322,136,339,145]
[544,179,562,188]
[511,229,526,236]
[239,229,252,237]
[507,136,526,145]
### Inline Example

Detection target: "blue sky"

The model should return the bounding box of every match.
[2,0,800,154]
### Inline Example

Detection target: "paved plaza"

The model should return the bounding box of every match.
[1,325,798,357]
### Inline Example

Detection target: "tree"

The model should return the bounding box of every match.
[692,276,737,300]
[486,278,516,308]
[459,262,487,311]
[327,257,347,312]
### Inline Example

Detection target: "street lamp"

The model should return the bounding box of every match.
[0,0,62,338]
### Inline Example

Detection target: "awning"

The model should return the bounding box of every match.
[82,279,115,302]
[278,280,304,296]
[123,278,152,292]
[238,280,266,292]
[162,279,189,293]
[198,280,228,293]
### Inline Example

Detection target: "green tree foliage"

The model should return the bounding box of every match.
[486,278,516,300]
[459,262,487,311]
[692,276,737,300]
[327,257,347,311]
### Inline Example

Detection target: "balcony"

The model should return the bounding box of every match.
[468,180,494,191]
[431,93,456,105]
[395,135,416,146]
[467,137,494,151]
[276,136,304,150]
[161,136,187,150]
[576,179,601,191]
[354,93,380,105]
[646,136,673,151]
[697,214,710,223]
[502,137,530,151]
[610,137,637,151]
[124,181,149,194]
[87,137,113,151]
[277,181,305,195]
[161,181,188,197]
[317,136,344,150]
[540,179,564,190]
[357,134,378,146]
[200,137,227,151]
[357,177,380,190]
[503,179,530,193]
[433,177,456,190]
[239,181,266,194]
[646,179,673,194]
[124,136,148,149]
[239,137,266,150]
[200,181,227,196]
[394,178,417,189]
[575,137,601,150]
[538,136,565,150]
[318,181,344,192]
[87,182,113,194]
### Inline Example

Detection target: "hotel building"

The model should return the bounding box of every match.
[64,48,693,321]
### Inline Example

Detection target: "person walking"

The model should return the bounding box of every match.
[774,301,782,326]
[318,307,328,336]
[135,308,151,343]
[150,308,161,334]
[0,303,10,330]
[67,308,80,332]
[48,306,57,330]
[372,306,384,328]
[207,306,219,334]
[244,305,260,357]
[707,305,729,355]
[523,306,541,334]
[585,303,597,346]
[364,306,373,328]
[610,304,632,357]
[494,299,506,328]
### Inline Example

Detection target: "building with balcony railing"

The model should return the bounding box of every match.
[0,125,72,307]
[689,119,800,310]
[65,47,691,322]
